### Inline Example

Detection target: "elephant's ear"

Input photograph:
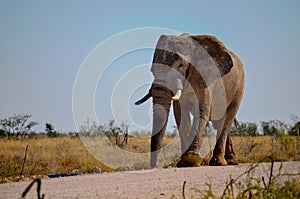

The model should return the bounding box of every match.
[190,35,233,76]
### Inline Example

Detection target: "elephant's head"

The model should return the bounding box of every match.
[135,34,234,168]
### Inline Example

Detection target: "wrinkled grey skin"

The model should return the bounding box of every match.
[135,34,245,168]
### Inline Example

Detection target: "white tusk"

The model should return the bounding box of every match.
[171,90,182,101]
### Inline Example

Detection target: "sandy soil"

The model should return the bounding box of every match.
[1,161,299,199]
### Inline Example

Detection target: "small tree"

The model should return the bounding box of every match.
[0,114,38,138]
[288,121,300,136]
[231,122,258,136]
[79,119,129,146]
[261,120,288,137]
[104,120,129,146]
[45,123,60,138]
[288,115,300,136]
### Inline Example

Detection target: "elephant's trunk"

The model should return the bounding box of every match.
[135,92,151,105]
[150,84,172,168]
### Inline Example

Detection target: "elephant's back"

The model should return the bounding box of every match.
[209,51,245,120]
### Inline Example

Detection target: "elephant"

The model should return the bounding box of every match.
[135,33,245,168]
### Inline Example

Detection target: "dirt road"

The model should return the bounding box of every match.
[1,161,299,199]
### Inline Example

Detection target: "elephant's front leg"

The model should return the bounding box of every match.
[180,103,210,167]
[173,101,191,154]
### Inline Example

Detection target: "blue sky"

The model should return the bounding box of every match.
[1,1,300,133]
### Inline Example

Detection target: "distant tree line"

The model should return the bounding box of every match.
[0,114,77,139]
[0,114,299,139]
[230,119,300,136]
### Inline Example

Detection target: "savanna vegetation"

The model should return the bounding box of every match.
[0,114,299,186]
[189,160,300,199]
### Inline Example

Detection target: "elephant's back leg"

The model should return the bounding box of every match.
[224,89,244,165]
[209,92,243,166]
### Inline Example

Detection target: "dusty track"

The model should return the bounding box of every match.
[1,161,299,199]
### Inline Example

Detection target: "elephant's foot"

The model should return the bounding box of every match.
[177,151,202,167]
[225,135,238,165]
[209,155,227,166]
[226,158,239,165]
[225,153,239,165]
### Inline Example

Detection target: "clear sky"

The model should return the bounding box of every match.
[1,1,300,133]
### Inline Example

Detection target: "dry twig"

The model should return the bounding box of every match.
[20,145,28,176]
[21,178,45,199]
[182,180,186,199]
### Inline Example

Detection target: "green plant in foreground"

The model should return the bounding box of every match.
[197,160,300,199]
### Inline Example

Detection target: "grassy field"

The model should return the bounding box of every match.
[0,135,299,183]
[0,137,112,183]
[233,135,300,163]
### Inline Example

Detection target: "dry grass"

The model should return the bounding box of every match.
[233,135,300,163]
[0,135,299,183]
[79,135,181,170]
[0,137,112,183]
